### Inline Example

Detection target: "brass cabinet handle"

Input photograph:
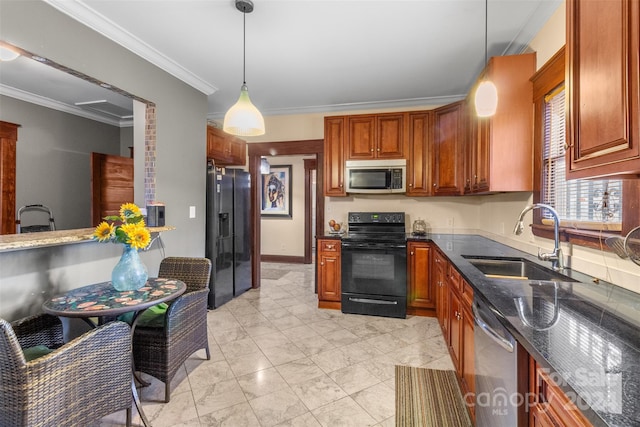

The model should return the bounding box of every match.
[410,251,414,255]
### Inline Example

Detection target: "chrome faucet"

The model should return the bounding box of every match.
[513,203,565,271]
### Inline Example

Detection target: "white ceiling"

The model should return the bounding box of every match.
[1,0,562,124]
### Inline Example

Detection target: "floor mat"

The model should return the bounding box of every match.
[395,366,473,427]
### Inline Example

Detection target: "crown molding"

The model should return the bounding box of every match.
[43,0,218,96]
[1,84,132,127]
[207,94,467,120]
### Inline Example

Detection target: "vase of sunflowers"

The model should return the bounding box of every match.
[94,203,152,291]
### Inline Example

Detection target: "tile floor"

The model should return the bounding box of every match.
[100,262,454,427]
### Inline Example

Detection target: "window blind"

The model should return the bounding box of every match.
[541,86,622,228]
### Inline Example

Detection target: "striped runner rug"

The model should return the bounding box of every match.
[395,366,473,427]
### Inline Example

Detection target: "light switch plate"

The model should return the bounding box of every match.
[189,206,196,218]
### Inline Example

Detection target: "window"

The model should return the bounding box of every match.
[531,46,638,248]
[541,86,622,230]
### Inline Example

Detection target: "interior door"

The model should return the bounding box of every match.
[91,152,133,226]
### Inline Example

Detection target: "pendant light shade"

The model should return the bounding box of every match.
[475,80,498,117]
[474,0,497,117]
[223,0,265,136]
[224,84,265,136]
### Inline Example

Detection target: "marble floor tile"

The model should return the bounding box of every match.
[311,396,378,427]
[351,382,395,422]
[99,261,456,426]
[249,388,309,427]
[290,373,348,411]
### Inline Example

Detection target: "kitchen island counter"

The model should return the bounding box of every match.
[431,234,639,427]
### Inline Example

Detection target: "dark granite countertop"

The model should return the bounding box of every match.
[429,234,640,427]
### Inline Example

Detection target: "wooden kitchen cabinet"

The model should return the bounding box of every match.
[317,238,341,309]
[406,111,433,196]
[465,53,536,194]
[206,125,246,166]
[528,356,593,427]
[407,241,436,316]
[566,0,640,179]
[347,113,405,160]
[433,101,466,196]
[323,117,347,196]
[434,249,449,336]
[436,252,475,421]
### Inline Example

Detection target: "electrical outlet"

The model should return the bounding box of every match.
[500,222,505,235]
[446,217,454,227]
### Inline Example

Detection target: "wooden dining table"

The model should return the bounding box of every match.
[42,277,187,427]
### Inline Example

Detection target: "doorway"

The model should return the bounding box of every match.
[248,140,324,287]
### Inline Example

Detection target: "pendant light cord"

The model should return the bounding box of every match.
[243,10,246,85]
[484,0,488,67]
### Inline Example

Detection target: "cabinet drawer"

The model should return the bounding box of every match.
[462,280,473,307]
[320,240,340,252]
[448,265,462,293]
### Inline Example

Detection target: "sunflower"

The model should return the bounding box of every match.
[119,203,141,220]
[121,223,151,250]
[93,221,114,242]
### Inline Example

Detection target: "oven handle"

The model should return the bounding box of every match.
[341,242,407,250]
[348,297,398,305]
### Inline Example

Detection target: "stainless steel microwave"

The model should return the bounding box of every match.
[345,159,406,194]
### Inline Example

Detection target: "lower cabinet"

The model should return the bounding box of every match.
[407,241,436,316]
[528,356,593,427]
[436,252,475,422]
[317,238,341,309]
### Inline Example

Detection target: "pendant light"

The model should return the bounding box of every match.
[474,0,498,117]
[223,0,265,136]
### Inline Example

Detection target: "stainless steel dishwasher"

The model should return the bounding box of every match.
[473,297,519,427]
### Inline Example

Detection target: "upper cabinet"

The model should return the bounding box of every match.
[324,117,347,196]
[465,53,536,194]
[206,125,247,166]
[406,111,433,196]
[347,113,406,160]
[432,101,466,196]
[566,0,640,179]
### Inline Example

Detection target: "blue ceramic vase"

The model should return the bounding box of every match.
[112,244,148,291]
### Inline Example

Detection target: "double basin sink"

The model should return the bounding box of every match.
[463,256,577,283]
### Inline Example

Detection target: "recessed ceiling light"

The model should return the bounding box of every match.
[0,46,20,61]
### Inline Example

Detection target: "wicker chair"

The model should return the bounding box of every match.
[132,256,212,402]
[0,313,133,427]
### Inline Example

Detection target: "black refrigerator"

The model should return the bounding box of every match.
[206,160,252,309]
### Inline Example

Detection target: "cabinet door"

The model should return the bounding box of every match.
[449,290,462,372]
[407,112,432,196]
[318,251,341,302]
[207,126,230,162]
[407,242,435,314]
[433,101,465,196]
[347,116,376,159]
[229,137,246,165]
[567,0,640,178]
[461,304,475,411]
[434,251,448,335]
[474,118,490,192]
[324,117,347,196]
[376,113,405,158]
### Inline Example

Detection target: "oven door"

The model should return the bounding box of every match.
[341,241,407,318]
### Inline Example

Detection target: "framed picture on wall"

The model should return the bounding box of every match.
[261,165,292,218]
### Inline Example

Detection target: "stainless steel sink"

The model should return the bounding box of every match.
[463,256,578,282]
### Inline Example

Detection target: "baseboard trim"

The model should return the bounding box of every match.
[261,255,306,264]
